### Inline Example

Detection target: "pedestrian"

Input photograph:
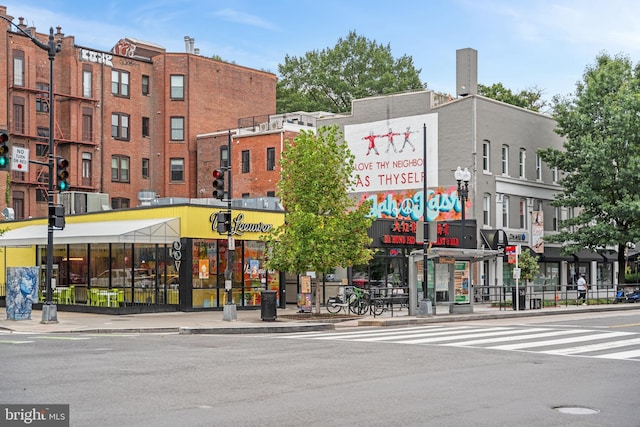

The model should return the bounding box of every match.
[577,273,588,305]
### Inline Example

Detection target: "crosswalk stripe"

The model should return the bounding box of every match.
[443,329,581,347]
[34,336,91,340]
[592,348,640,360]
[540,337,640,356]
[278,325,640,361]
[338,326,508,342]
[488,331,633,351]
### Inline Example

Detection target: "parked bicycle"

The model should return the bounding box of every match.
[326,286,370,315]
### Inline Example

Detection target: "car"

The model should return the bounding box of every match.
[90,269,154,288]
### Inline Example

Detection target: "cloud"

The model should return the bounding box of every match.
[214,8,278,31]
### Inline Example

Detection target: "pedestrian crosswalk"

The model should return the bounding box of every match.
[280,325,640,361]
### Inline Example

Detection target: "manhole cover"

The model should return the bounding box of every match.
[553,406,600,415]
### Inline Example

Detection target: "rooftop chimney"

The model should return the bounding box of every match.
[456,48,478,97]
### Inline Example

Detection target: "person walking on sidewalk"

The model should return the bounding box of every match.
[577,273,588,305]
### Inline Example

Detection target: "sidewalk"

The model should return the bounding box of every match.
[0,303,638,335]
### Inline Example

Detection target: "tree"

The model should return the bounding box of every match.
[518,249,540,283]
[263,125,374,313]
[538,53,640,284]
[276,31,424,114]
[478,83,547,112]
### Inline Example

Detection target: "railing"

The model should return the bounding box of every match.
[473,284,620,310]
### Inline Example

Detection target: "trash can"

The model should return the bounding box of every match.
[512,287,526,310]
[260,290,277,321]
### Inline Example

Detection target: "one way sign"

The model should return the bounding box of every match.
[11,146,29,172]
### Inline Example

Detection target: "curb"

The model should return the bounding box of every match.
[179,323,335,334]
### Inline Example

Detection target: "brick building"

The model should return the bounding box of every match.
[0,5,275,219]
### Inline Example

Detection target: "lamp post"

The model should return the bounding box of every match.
[1,16,61,323]
[454,166,471,248]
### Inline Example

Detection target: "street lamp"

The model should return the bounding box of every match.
[454,166,471,248]
[0,16,62,323]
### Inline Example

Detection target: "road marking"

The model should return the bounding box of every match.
[279,325,640,361]
[0,339,34,344]
[541,337,640,355]
[593,348,640,360]
[34,336,92,340]
[486,331,633,351]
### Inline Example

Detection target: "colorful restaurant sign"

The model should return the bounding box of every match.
[359,187,470,222]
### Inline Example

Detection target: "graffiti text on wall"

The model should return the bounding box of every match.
[360,187,471,222]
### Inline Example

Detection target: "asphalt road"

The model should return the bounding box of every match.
[1,311,639,427]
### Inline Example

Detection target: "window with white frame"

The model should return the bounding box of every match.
[502,196,510,228]
[13,50,24,86]
[501,145,509,175]
[483,194,491,226]
[482,140,490,172]
[519,148,526,178]
[83,66,92,98]
[536,153,542,180]
[552,166,558,183]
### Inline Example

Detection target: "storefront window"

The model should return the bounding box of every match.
[243,241,266,306]
[533,262,560,292]
[567,262,589,290]
[597,262,613,288]
[192,239,219,308]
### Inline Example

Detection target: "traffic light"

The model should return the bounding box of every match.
[48,204,65,229]
[212,169,225,200]
[216,211,231,233]
[0,132,9,170]
[56,157,70,191]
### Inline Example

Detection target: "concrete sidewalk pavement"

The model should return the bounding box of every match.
[1,303,638,335]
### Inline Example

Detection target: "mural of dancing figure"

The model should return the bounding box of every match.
[400,126,417,152]
[363,131,380,156]
[381,128,400,153]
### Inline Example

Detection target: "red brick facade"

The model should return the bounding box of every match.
[0,5,276,219]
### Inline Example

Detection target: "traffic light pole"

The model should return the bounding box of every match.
[222,130,237,321]
[0,16,61,323]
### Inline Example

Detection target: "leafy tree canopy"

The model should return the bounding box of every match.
[538,53,640,283]
[478,82,547,112]
[276,31,424,114]
[263,125,374,279]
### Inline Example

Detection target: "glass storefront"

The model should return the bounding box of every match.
[191,239,279,309]
[38,242,178,307]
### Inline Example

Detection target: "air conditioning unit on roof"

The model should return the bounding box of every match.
[259,122,269,131]
[270,120,283,129]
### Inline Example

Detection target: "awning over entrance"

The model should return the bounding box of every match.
[573,248,605,262]
[0,217,180,246]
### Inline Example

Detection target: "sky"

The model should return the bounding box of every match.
[5,0,640,106]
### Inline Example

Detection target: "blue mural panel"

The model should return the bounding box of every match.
[6,267,39,320]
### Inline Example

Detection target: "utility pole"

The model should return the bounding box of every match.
[222,130,237,321]
[0,16,62,323]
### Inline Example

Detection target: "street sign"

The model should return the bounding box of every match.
[513,267,521,280]
[11,146,29,172]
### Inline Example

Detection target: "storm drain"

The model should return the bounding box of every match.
[553,406,600,415]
